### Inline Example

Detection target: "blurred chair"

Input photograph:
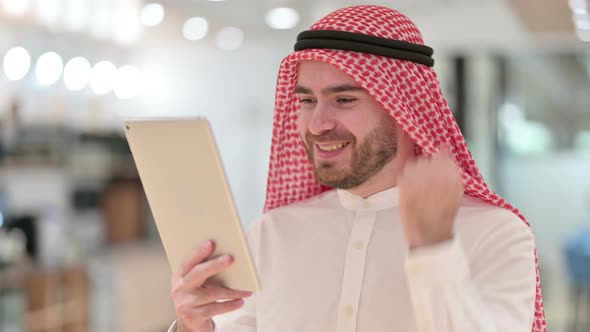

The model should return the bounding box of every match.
[564,228,590,332]
[23,265,89,332]
[100,177,145,244]
[88,243,175,332]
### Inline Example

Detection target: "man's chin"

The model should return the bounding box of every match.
[314,168,351,188]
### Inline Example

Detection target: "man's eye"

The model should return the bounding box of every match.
[299,98,316,104]
[337,98,357,104]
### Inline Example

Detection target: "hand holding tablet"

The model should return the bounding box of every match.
[123,117,260,330]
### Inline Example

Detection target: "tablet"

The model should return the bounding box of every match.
[123,117,260,292]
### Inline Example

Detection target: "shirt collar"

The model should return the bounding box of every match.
[336,186,400,211]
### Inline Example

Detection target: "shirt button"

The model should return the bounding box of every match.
[344,305,354,317]
[353,241,364,250]
[362,200,370,208]
[407,263,421,274]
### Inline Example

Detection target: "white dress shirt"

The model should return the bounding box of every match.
[169,187,536,332]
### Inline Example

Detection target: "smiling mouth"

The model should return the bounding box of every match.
[316,142,350,152]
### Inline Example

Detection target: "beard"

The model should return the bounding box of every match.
[302,118,398,189]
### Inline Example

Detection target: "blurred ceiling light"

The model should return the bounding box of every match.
[90,61,117,95]
[569,0,588,14]
[36,0,61,26]
[183,17,208,41]
[2,0,31,16]
[114,65,142,99]
[3,47,31,81]
[63,0,89,32]
[216,26,244,51]
[36,52,64,86]
[64,57,91,91]
[141,3,165,27]
[265,7,300,30]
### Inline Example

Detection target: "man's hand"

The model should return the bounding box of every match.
[171,240,253,332]
[398,146,464,250]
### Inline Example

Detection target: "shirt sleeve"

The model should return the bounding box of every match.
[211,294,257,331]
[404,211,537,332]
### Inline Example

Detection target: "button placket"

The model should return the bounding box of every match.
[336,210,377,332]
[353,240,364,250]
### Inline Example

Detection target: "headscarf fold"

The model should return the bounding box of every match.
[263,5,546,331]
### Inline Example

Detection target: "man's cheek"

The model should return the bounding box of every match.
[298,123,304,132]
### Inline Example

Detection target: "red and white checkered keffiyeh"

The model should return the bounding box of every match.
[263,5,546,331]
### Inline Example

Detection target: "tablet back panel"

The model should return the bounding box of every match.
[124,117,259,291]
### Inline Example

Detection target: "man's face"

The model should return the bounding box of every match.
[296,60,399,189]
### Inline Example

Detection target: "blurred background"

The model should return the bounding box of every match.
[0,0,589,331]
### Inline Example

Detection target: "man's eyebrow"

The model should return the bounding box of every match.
[294,84,365,95]
[295,85,312,94]
[323,84,365,94]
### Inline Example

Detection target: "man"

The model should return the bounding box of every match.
[169,5,546,332]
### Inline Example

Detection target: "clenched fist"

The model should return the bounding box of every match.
[398,146,464,250]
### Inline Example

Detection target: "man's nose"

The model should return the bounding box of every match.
[308,102,336,136]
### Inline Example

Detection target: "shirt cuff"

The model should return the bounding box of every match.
[168,319,217,332]
[167,320,177,332]
[404,236,470,286]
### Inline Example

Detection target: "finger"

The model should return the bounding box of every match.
[400,158,417,178]
[193,286,253,307]
[178,240,216,277]
[183,255,234,290]
[193,298,246,319]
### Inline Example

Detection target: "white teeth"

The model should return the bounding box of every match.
[318,143,348,152]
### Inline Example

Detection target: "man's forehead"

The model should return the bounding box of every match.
[296,60,363,90]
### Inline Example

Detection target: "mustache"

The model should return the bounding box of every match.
[305,130,356,143]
